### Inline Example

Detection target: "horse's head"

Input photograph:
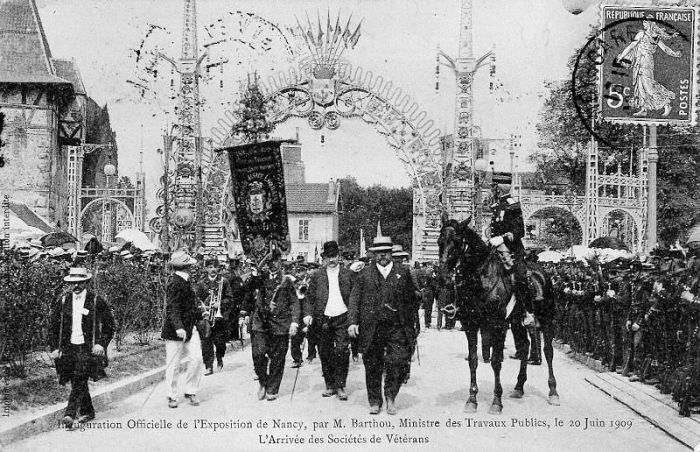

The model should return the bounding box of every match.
[438,214,462,272]
[439,214,486,273]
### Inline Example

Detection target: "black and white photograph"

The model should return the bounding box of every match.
[0,0,699,450]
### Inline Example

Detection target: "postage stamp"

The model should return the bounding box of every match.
[572,5,699,148]
[600,5,697,124]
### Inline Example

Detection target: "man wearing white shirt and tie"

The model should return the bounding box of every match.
[303,241,354,400]
[49,267,114,429]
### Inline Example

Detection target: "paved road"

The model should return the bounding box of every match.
[7,323,690,452]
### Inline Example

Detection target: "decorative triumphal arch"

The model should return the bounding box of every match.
[66,144,145,245]
[199,16,447,262]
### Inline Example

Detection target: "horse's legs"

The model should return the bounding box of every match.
[542,322,560,406]
[464,326,479,412]
[510,319,529,398]
[489,325,507,414]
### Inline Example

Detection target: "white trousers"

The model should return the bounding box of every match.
[164,327,204,400]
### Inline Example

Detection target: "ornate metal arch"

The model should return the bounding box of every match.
[201,63,446,260]
[79,197,136,243]
[597,206,643,252]
[521,194,587,231]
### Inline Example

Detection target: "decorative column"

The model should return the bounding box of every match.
[646,124,658,251]
[159,0,205,250]
[451,0,476,218]
[584,138,598,246]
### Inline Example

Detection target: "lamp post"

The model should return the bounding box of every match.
[103,159,117,244]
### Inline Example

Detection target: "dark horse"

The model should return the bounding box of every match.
[439,215,559,414]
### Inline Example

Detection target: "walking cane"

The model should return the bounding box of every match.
[290,333,307,401]
[414,338,420,366]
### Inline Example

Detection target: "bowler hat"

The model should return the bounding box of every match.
[322,241,340,258]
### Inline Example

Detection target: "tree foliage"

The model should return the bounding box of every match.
[229,74,276,144]
[337,176,413,255]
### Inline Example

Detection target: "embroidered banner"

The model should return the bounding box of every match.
[223,141,291,264]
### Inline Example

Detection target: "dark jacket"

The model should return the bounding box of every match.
[303,265,353,320]
[248,272,301,335]
[49,290,115,352]
[161,273,199,341]
[348,262,418,354]
[194,275,235,322]
[491,198,525,256]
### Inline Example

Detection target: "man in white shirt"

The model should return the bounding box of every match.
[49,267,114,429]
[303,241,354,400]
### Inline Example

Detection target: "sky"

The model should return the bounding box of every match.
[33,0,653,218]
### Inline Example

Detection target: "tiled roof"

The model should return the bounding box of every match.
[9,201,54,232]
[54,59,85,94]
[0,0,70,85]
[286,183,339,213]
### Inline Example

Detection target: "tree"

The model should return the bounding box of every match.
[337,176,413,255]
[229,74,275,144]
[533,27,638,193]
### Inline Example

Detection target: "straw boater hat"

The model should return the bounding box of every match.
[48,247,66,258]
[368,221,393,252]
[391,244,409,258]
[120,250,134,260]
[64,267,93,283]
[170,250,197,268]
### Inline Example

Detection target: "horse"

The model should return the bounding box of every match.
[438,215,559,414]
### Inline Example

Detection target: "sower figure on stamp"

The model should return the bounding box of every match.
[348,226,418,415]
[195,257,234,375]
[162,251,205,408]
[244,258,301,401]
[50,267,114,429]
[303,241,354,400]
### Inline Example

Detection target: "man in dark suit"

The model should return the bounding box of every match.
[348,229,418,415]
[303,241,354,400]
[161,250,204,408]
[194,257,234,374]
[243,259,301,401]
[50,267,115,429]
[226,254,246,346]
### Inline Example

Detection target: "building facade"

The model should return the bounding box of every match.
[0,0,102,230]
